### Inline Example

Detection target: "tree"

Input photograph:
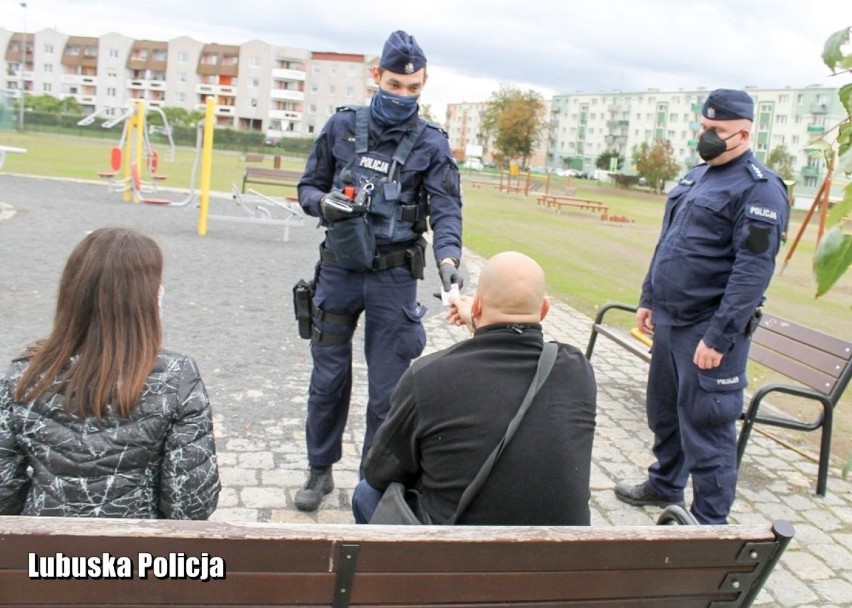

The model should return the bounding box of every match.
[766,144,795,181]
[596,150,624,171]
[481,86,548,169]
[632,140,680,193]
[810,26,852,298]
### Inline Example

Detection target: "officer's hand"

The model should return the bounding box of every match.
[636,307,654,334]
[439,262,464,291]
[320,191,358,223]
[694,340,723,370]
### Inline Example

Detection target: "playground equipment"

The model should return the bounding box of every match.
[202,185,306,241]
[0,145,26,170]
[78,100,176,202]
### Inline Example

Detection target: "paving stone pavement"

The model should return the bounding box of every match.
[1,173,850,607]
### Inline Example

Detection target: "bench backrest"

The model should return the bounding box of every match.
[750,313,852,401]
[0,516,792,607]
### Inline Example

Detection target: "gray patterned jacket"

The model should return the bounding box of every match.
[0,350,220,518]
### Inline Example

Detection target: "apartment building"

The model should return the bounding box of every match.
[548,87,846,202]
[0,27,375,139]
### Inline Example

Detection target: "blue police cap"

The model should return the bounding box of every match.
[702,89,754,121]
[379,30,426,74]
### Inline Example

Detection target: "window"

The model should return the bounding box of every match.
[779,94,789,104]
[308,124,315,134]
[309,84,318,95]
[330,65,338,75]
[347,65,356,77]
[309,104,316,114]
[775,114,787,124]
[43,63,52,72]
[312,65,321,74]
[797,94,804,105]
[177,72,187,82]
[247,97,258,108]
[109,48,119,59]
[251,56,261,68]
[107,87,116,96]
[346,86,354,98]
[250,77,259,88]
[792,135,800,145]
[175,92,185,102]
[329,85,336,96]
[43,83,51,92]
[178,51,188,63]
[327,105,335,115]
[44,44,53,54]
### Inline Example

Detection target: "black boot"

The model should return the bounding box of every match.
[294,465,334,512]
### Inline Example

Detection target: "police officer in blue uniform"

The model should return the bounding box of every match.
[614,89,788,524]
[294,30,463,512]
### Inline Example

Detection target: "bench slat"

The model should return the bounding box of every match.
[748,342,843,395]
[760,314,852,359]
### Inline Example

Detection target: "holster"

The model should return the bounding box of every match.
[406,238,426,280]
[292,279,314,339]
[745,307,764,337]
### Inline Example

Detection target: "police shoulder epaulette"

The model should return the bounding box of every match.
[746,162,767,181]
[422,119,449,138]
[335,105,358,113]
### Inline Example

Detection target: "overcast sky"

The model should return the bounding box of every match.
[5,0,850,118]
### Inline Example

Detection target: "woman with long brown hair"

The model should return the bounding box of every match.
[0,227,220,518]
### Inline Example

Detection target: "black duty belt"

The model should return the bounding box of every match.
[320,242,413,271]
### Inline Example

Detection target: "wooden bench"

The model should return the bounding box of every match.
[0,511,793,607]
[241,152,265,165]
[242,167,302,194]
[537,194,609,218]
[585,302,852,496]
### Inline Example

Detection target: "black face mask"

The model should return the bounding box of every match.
[697,129,742,161]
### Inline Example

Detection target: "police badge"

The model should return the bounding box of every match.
[404,62,414,74]
[707,107,716,118]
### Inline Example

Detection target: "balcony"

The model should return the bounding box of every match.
[195,84,236,96]
[807,124,825,134]
[270,88,304,102]
[810,103,828,114]
[691,103,703,112]
[607,105,625,113]
[271,68,306,81]
[269,109,303,122]
[801,166,819,177]
[617,120,629,127]
[61,74,96,86]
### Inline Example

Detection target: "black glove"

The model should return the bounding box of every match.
[439,262,464,291]
[320,191,363,223]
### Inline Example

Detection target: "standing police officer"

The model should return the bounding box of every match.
[614,89,788,524]
[294,30,463,512]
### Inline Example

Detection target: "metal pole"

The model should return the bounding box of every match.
[18,2,27,132]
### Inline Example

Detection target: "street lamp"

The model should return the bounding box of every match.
[19,2,27,132]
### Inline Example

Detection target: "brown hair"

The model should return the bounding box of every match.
[13,227,163,417]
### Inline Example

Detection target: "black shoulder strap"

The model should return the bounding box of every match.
[393,119,427,165]
[448,342,559,524]
[354,106,370,154]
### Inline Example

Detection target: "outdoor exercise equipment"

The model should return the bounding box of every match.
[0,145,26,170]
[78,100,175,202]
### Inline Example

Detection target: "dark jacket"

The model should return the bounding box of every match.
[363,324,597,525]
[640,150,788,353]
[0,350,220,519]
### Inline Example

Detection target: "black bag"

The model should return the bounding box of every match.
[324,214,376,271]
[369,481,432,525]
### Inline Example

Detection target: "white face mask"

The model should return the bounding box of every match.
[157,285,164,318]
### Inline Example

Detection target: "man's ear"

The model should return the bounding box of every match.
[539,296,551,322]
[371,65,381,85]
[471,293,482,319]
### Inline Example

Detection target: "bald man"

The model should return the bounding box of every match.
[352,252,597,525]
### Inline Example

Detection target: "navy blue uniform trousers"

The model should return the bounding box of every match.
[307,262,426,469]
[645,320,750,524]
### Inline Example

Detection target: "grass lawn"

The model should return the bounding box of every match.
[2,132,850,470]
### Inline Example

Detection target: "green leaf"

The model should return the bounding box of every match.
[840,83,852,117]
[814,227,852,297]
[828,183,852,226]
[822,27,851,72]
